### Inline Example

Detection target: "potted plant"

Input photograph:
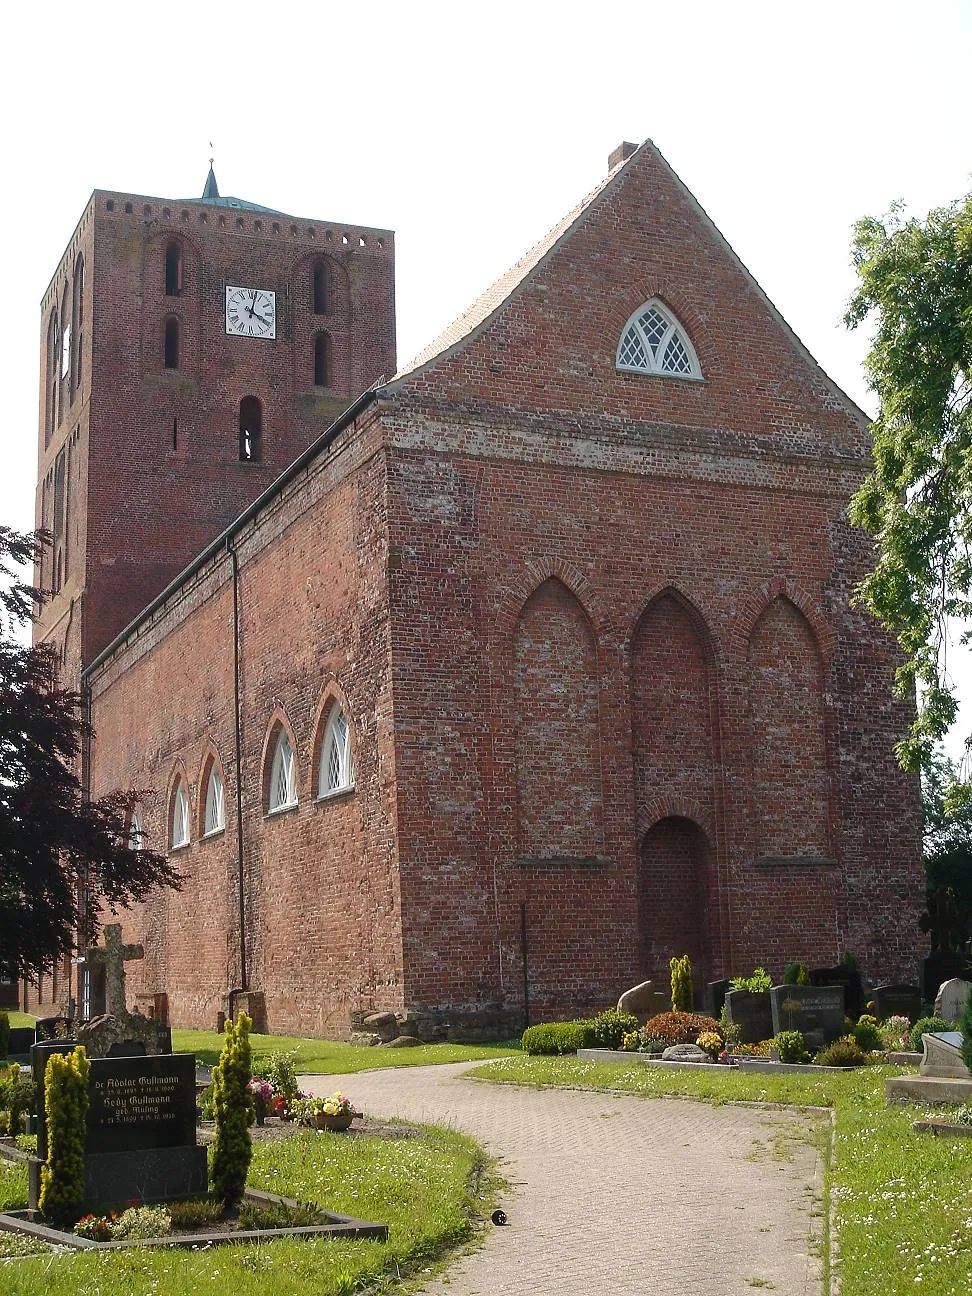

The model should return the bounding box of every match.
[291,1091,361,1132]
[247,1077,273,1125]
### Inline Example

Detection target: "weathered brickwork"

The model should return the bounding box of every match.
[28,142,924,1031]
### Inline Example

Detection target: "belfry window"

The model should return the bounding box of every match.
[319,706,355,796]
[165,242,183,296]
[616,299,702,379]
[312,261,328,314]
[268,731,297,812]
[239,396,262,461]
[164,318,180,369]
[314,332,329,387]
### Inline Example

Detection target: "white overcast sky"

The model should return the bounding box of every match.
[3,0,972,748]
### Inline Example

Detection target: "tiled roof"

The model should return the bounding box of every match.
[392,145,641,381]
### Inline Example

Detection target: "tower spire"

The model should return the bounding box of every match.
[202,154,219,201]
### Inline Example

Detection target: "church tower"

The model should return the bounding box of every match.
[34,168,396,679]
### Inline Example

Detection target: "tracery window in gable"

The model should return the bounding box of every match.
[616,299,702,380]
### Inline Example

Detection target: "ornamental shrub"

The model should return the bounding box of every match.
[39,1046,90,1225]
[0,1012,9,1059]
[521,1020,596,1055]
[729,967,773,993]
[110,1205,172,1239]
[591,1008,639,1050]
[263,1049,300,1107]
[774,1030,809,1063]
[670,954,693,1012]
[851,1014,883,1053]
[909,1015,952,1054]
[211,1012,254,1209]
[642,1011,721,1046]
[815,1035,870,1068]
[0,1063,35,1134]
[783,962,810,985]
[961,983,972,1076]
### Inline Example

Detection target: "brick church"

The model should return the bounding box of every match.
[27,141,924,1036]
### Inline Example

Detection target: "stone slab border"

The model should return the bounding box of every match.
[579,1048,869,1074]
[0,1188,387,1251]
[913,1119,972,1138]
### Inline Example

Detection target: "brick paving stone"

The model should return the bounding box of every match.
[302,1062,826,1295]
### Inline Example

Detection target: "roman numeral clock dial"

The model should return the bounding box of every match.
[225,285,276,338]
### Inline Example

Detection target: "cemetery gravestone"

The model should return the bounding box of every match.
[77,923,170,1057]
[707,979,731,1021]
[724,988,773,1044]
[870,983,922,1023]
[770,983,844,1051]
[617,980,670,1022]
[809,965,862,1019]
[919,1031,970,1080]
[933,978,971,1024]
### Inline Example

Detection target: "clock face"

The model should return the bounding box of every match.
[225,286,276,339]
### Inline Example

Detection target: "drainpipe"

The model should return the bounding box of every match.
[228,539,248,992]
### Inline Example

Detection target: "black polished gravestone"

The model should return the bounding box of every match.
[871,983,923,1023]
[724,989,773,1044]
[809,965,862,1020]
[769,983,845,1051]
[28,1050,208,1212]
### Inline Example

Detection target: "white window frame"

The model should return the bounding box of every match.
[129,811,143,851]
[268,731,298,813]
[615,298,702,380]
[318,707,356,798]
[203,766,225,836]
[171,782,189,849]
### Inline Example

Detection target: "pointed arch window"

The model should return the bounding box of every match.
[128,811,143,851]
[165,242,183,296]
[616,299,702,379]
[319,706,355,796]
[203,765,225,835]
[170,780,190,849]
[46,312,59,444]
[239,396,262,461]
[72,255,84,392]
[164,317,180,369]
[268,730,297,812]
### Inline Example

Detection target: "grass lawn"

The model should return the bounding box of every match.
[171,1029,519,1072]
[0,1123,497,1293]
[2,1013,35,1030]
[469,1054,972,1296]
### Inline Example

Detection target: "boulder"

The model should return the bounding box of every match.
[617,981,669,1022]
[380,1035,422,1048]
[362,1011,400,1042]
[349,1031,382,1047]
[661,1043,709,1063]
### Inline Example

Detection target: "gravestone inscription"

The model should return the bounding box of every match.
[870,983,922,1023]
[770,983,844,1050]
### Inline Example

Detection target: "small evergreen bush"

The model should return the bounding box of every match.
[0,1063,35,1134]
[642,1011,721,1046]
[168,1197,225,1228]
[774,1030,809,1063]
[961,983,972,1076]
[815,1035,870,1068]
[0,1011,9,1059]
[852,1014,883,1053]
[670,954,694,1012]
[783,962,810,985]
[590,1008,639,1050]
[521,1020,596,1055]
[39,1046,90,1225]
[263,1049,300,1108]
[909,1015,952,1054]
[211,1013,254,1209]
[110,1205,172,1239]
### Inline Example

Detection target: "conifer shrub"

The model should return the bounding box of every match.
[851,1014,883,1053]
[814,1035,870,1068]
[521,1020,596,1055]
[211,1012,254,1209]
[590,1008,639,1050]
[774,1030,809,1063]
[670,954,694,1012]
[0,1063,35,1134]
[909,1015,951,1054]
[642,1011,721,1046]
[961,983,972,1075]
[0,1012,9,1059]
[38,1046,90,1225]
[783,962,810,985]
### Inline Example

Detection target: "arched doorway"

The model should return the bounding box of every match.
[638,816,712,986]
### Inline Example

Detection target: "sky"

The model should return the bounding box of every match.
[3,0,972,740]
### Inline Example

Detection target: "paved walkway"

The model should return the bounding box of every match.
[302,1062,827,1295]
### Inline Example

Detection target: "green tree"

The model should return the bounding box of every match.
[211,1012,254,1209]
[0,525,181,976]
[919,746,972,953]
[845,192,972,772]
[38,1046,90,1225]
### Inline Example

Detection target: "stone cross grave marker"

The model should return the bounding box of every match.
[85,923,144,1017]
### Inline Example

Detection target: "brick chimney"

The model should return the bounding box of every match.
[608,141,639,170]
